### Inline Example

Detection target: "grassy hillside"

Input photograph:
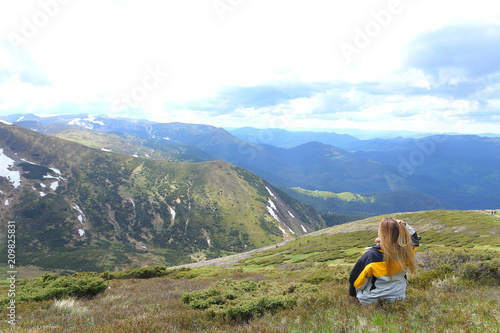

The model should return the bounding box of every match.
[53,128,215,162]
[0,123,325,273]
[236,209,500,268]
[285,187,449,225]
[1,210,499,332]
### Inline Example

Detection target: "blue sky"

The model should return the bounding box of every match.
[1,0,500,134]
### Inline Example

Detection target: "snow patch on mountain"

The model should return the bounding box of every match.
[301,224,307,233]
[0,119,12,125]
[170,207,176,219]
[288,211,295,218]
[19,159,65,182]
[268,198,277,210]
[68,115,104,129]
[20,158,36,165]
[266,199,296,236]
[266,205,280,223]
[72,205,86,224]
[0,149,21,188]
[78,229,85,237]
[277,226,287,237]
[50,181,59,191]
[266,186,276,198]
[43,169,66,182]
[50,167,62,176]
[68,118,85,126]
[84,114,104,125]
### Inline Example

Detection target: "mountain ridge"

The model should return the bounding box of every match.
[3,113,499,209]
[0,122,325,273]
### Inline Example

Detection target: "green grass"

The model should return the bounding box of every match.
[0,210,499,332]
[181,278,318,322]
[0,273,108,311]
[1,248,498,332]
[291,188,374,202]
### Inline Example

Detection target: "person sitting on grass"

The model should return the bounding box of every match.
[349,217,421,305]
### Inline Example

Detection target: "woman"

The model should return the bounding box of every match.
[349,218,421,305]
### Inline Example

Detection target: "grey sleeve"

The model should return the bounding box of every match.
[405,223,420,247]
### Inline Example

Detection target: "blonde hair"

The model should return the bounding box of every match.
[378,217,416,277]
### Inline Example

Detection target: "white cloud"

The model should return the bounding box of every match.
[0,0,499,134]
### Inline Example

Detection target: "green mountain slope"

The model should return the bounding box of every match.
[285,187,450,217]
[170,209,500,270]
[239,209,500,267]
[52,128,215,162]
[0,123,325,273]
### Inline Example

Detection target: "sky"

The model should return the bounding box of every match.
[1,0,500,135]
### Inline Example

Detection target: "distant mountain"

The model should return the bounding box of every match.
[344,135,500,208]
[242,141,397,193]
[8,115,399,193]
[0,123,325,273]
[3,114,497,210]
[40,120,459,211]
[228,127,359,148]
[53,128,216,162]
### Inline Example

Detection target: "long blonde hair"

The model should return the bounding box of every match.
[378,217,416,277]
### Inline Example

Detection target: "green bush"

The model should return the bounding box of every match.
[409,269,446,289]
[411,250,500,288]
[114,266,169,279]
[0,273,108,310]
[460,259,500,285]
[182,278,318,322]
[247,254,288,267]
[102,266,197,280]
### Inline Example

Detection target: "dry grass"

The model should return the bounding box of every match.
[1,258,499,333]
[2,209,499,332]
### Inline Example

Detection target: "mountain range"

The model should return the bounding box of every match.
[1,113,499,272]
[6,113,498,209]
[0,121,324,272]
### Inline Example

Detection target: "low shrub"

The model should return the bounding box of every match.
[102,266,195,280]
[181,278,318,322]
[409,269,446,289]
[244,254,288,267]
[411,249,500,288]
[460,259,500,285]
[0,273,108,311]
